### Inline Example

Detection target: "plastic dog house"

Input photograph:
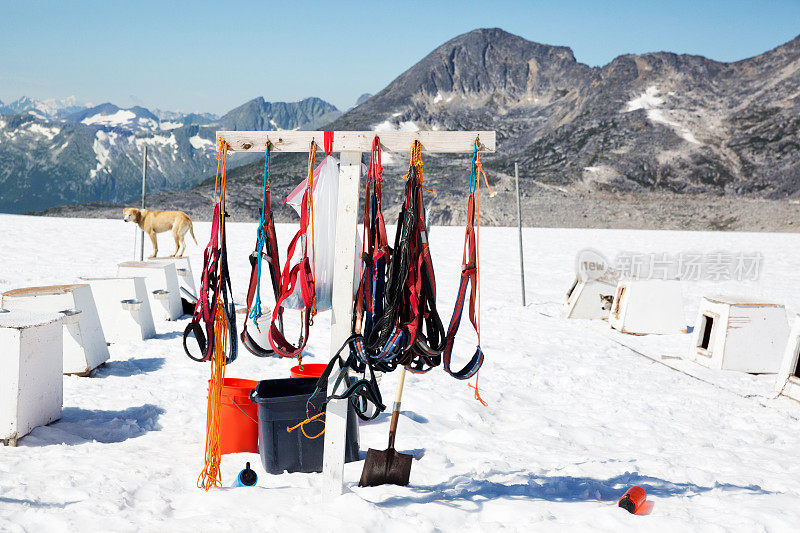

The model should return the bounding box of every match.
[148,256,197,309]
[564,275,618,319]
[117,261,182,321]
[1,284,109,375]
[609,279,684,335]
[690,295,789,373]
[0,309,63,446]
[775,314,800,400]
[80,277,156,343]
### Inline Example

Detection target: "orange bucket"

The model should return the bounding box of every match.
[214,378,259,455]
[289,363,327,379]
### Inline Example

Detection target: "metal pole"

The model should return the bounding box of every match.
[138,146,147,261]
[515,162,526,306]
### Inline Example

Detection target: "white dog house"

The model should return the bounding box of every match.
[690,295,789,373]
[2,284,109,375]
[609,279,685,335]
[775,314,800,400]
[564,275,618,320]
[148,257,197,308]
[80,277,156,343]
[0,309,63,446]
[118,261,182,321]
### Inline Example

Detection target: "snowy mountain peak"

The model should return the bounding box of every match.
[0,95,89,119]
[68,103,159,131]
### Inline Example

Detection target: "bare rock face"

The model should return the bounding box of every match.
[336,28,800,199]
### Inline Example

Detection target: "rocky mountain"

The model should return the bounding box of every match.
[67,103,161,131]
[0,96,340,213]
[0,112,218,213]
[217,97,341,131]
[154,109,218,128]
[336,28,800,198]
[354,93,373,107]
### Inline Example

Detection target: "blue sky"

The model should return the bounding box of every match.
[1,0,798,114]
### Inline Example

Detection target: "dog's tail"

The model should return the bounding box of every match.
[189,220,198,245]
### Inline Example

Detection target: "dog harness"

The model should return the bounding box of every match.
[442,141,487,380]
[367,140,445,373]
[268,141,317,358]
[241,144,284,357]
[183,140,237,364]
[312,139,447,421]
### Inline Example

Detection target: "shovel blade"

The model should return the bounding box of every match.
[358,447,413,487]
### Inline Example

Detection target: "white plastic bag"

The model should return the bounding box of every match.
[283,155,339,311]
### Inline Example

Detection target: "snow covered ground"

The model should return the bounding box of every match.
[2,214,800,531]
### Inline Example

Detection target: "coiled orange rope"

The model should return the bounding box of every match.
[198,140,230,491]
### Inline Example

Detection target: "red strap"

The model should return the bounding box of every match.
[324,131,334,156]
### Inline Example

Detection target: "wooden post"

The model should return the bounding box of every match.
[515,162,526,306]
[322,151,362,496]
[138,146,147,261]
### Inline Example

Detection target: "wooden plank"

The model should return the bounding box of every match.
[322,151,362,496]
[216,130,496,153]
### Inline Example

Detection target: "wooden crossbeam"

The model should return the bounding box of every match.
[216,130,496,153]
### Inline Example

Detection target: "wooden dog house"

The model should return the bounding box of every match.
[2,284,109,375]
[774,314,800,399]
[609,279,685,335]
[689,295,789,373]
[0,309,63,446]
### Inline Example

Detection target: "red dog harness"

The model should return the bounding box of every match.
[268,141,317,358]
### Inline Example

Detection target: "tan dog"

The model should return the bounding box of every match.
[123,208,197,258]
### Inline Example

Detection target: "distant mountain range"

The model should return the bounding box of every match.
[114,27,798,228]
[0,96,342,212]
[10,28,800,226]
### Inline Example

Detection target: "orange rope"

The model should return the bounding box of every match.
[286,411,325,440]
[405,140,434,192]
[469,140,488,406]
[474,148,496,197]
[197,140,230,491]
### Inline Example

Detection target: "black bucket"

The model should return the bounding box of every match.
[250,377,359,474]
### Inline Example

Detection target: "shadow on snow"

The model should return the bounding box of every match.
[91,357,165,378]
[21,404,165,446]
[370,471,774,509]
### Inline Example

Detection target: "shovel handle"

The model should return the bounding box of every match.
[387,365,407,449]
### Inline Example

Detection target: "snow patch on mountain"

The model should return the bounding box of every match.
[90,131,114,180]
[82,110,136,127]
[624,86,700,145]
[26,123,60,140]
[159,121,182,130]
[374,120,419,132]
[189,134,213,150]
[135,133,177,150]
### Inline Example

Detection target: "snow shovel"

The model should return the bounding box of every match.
[358,365,412,487]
